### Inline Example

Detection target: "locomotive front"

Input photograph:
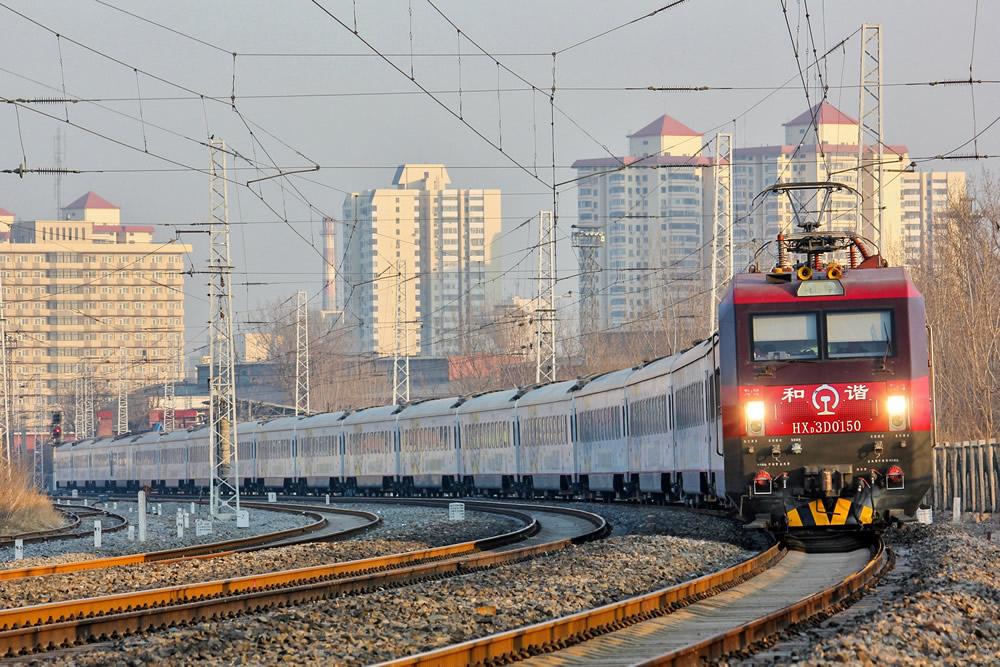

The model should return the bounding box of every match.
[719,265,933,531]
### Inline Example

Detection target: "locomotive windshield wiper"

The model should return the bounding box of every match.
[874,322,894,374]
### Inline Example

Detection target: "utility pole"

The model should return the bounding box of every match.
[535,210,556,384]
[709,132,734,334]
[391,262,410,405]
[207,138,240,518]
[0,275,11,475]
[857,24,883,249]
[116,347,128,435]
[571,227,605,345]
[294,290,311,415]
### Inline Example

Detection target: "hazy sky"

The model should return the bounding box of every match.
[1,0,996,357]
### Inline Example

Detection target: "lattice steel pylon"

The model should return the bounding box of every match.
[162,337,177,433]
[73,374,83,440]
[535,210,556,384]
[116,347,128,435]
[0,275,11,475]
[33,375,44,489]
[571,228,605,342]
[295,290,311,415]
[857,24,883,249]
[207,138,240,517]
[391,262,410,406]
[709,133,734,334]
[83,368,95,439]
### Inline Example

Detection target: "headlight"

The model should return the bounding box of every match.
[745,401,765,436]
[886,395,907,431]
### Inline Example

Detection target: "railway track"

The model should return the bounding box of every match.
[381,536,891,666]
[0,500,607,658]
[0,500,378,583]
[0,505,129,548]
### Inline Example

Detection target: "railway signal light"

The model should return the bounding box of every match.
[51,412,63,445]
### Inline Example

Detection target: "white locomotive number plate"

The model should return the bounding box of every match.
[792,419,864,435]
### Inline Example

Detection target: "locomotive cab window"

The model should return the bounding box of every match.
[826,310,893,358]
[751,313,819,361]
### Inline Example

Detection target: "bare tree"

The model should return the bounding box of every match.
[915,178,1000,440]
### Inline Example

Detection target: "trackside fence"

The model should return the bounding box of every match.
[932,441,999,513]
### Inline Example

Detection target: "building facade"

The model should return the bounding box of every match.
[0,192,189,434]
[732,101,909,268]
[572,102,967,332]
[571,115,712,332]
[900,171,967,269]
[337,164,501,356]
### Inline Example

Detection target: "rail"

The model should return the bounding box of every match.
[0,506,129,548]
[0,501,375,582]
[380,537,889,667]
[0,501,605,657]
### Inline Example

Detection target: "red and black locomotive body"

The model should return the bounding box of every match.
[719,265,933,530]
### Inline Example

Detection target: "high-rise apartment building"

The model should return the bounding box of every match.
[0,192,190,433]
[337,165,501,356]
[732,101,909,268]
[571,116,713,331]
[900,171,967,268]
[572,102,967,332]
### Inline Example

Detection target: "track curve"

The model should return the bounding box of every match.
[380,537,890,666]
[0,500,377,582]
[0,500,606,658]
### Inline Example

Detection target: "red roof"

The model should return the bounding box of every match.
[0,208,13,217]
[93,225,154,234]
[628,114,700,138]
[64,191,118,210]
[784,101,858,127]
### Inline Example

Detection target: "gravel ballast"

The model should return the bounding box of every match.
[0,504,522,609]
[43,514,753,666]
[0,501,313,570]
[738,515,1000,666]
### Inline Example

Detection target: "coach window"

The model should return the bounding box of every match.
[826,311,893,359]
[751,313,819,361]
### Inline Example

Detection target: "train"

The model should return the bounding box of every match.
[54,230,934,531]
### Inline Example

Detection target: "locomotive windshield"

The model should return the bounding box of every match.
[826,310,893,358]
[751,313,819,361]
[751,309,896,361]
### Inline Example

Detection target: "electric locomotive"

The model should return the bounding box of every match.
[719,229,933,530]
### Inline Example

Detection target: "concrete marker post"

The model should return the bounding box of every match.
[137,490,148,543]
[176,512,184,538]
[13,539,23,561]
[952,496,961,523]
[93,520,102,548]
[128,525,135,541]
